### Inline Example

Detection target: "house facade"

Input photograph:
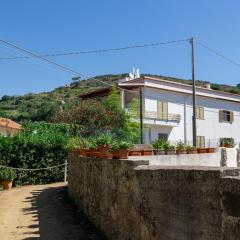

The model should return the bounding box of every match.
[0,118,21,136]
[119,76,240,147]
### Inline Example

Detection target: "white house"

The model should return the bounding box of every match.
[118,76,240,147]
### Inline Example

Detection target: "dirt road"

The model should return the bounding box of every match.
[0,183,106,240]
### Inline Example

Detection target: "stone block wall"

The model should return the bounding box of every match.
[68,156,240,240]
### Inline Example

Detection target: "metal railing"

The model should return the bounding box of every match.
[144,111,181,122]
[126,109,181,122]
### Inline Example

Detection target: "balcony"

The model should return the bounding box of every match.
[126,109,181,127]
[144,111,181,122]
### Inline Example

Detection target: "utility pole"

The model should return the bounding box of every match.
[139,87,144,144]
[190,37,197,147]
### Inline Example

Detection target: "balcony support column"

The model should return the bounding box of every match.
[139,87,144,144]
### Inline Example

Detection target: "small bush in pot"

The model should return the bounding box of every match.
[66,137,85,156]
[96,132,113,152]
[112,141,133,159]
[220,138,235,148]
[0,168,16,190]
[87,137,98,157]
[176,141,188,154]
[165,144,176,155]
[186,145,197,154]
[152,139,166,155]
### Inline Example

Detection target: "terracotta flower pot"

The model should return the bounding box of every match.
[207,148,216,153]
[129,150,141,156]
[141,150,153,156]
[187,150,197,154]
[2,180,13,190]
[113,149,129,159]
[176,150,187,155]
[69,149,82,157]
[98,145,110,152]
[99,152,113,159]
[197,148,207,154]
[153,150,165,155]
[88,148,98,157]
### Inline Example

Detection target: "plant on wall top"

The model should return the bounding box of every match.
[152,139,167,150]
[0,168,16,181]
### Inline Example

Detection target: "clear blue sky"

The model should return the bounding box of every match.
[1,0,240,95]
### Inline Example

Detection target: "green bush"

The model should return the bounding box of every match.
[0,122,70,186]
[0,168,16,181]
[152,139,167,150]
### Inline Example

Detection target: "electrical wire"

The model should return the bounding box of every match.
[0,38,190,94]
[0,38,137,93]
[0,39,190,60]
[196,41,240,69]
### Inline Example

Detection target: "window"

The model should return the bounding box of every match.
[197,136,205,148]
[219,110,234,123]
[157,101,168,120]
[158,133,168,141]
[196,106,204,120]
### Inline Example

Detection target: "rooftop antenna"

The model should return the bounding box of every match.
[129,66,140,79]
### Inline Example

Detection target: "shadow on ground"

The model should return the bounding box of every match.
[22,185,107,240]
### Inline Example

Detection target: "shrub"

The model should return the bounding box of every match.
[0,168,16,181]
[96,132,113,147]
[220,138,235,148]
[0,122,70,186]
[176,141,187,150]
[152,139,167,150]
[111,140,133,151]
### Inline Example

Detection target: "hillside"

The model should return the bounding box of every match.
[1,73,240,122]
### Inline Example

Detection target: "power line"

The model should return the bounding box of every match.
[0,38,126,90]
[197,41,240,69]
[0,38,189,93]
[0,39,190,60]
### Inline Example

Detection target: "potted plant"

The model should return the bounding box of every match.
[0,168,16,190]
[129,147,142,156]
[96,133,113,152]
[152,139,166,155]
[141,148,153,156]
[66,137,85,157]
[207,147,216,153]
[197,148,207,154]
[87,137,98,157]
[176,141,187,154]
[165,144,176,155]
[220,138,235,148]
[112,141,133,159]
[186,145,197,154]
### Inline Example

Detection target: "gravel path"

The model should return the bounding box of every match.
[0,183,107,240]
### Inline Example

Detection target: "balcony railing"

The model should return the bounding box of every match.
[126,109,181,122]
[144,111,181,122]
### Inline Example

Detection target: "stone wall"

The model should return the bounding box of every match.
[68,156,240,240]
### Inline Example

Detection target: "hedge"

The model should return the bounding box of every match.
[0,122,76,185]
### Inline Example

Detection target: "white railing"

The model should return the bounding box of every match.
[144,111,181,122]
[126,109,181,122]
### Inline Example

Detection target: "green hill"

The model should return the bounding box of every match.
[1,73,240,122]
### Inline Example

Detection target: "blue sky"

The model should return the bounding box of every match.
[1,1,240,95]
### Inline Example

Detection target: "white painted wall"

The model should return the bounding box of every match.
[142,87,240,145]
[129,149,238,168]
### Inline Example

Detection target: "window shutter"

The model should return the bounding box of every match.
[162,102,168,120]
[219,110,223,122]
[230,111,234,123]
[157,101,162,119]
[200,107,204,119]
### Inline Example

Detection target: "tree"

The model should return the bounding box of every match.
[51,87,140,143]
